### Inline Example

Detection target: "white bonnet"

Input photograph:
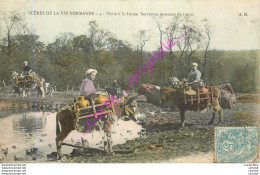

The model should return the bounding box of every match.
[85,69,97,76]
[192,62,198,67]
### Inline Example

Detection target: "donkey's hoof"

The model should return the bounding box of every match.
[104,147,109,154]
[109,148,114,154]
[104,147,114,155]
[57,153,64,159]
[61,156,67,162]
[108,150,114,156]
[58,155,67,162]
[110,152,116,157]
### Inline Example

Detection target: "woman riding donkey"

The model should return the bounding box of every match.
[187,62,202,89]
[79,68,98,101]
[56,69,139,160]
[168,62,203,89]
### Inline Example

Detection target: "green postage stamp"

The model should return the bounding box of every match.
[215,127,259,163]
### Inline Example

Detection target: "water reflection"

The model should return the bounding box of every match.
[12,112,45,133]
[0,109,142,162]
[0,110,56,162]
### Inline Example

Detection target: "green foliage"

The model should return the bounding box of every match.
[0,15,259,93]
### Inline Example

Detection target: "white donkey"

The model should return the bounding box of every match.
[44,82,54,97]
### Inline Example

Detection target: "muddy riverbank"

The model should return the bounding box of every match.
[0,93,259,163]
[0,89,77,111]
[66,101,260,163]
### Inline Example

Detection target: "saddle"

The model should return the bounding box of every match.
[15,74,35,86]
[184,86,197,96]
[183,85,211,106]
[74,94,116,119]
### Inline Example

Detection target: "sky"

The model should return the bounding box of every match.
[0,0,259,51]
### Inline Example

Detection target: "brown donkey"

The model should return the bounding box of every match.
[56,95,138,160]
[160,86,223,127]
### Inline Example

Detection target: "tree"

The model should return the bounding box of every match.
[165,16,181,77]
[154,16,166,84]
[0,11,22,55]
[201,19,211,79]
[135,30,150,83]
[175,17,204,77]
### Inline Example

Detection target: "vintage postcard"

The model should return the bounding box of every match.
[0,0,259,166]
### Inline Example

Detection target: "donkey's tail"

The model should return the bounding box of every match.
[56,114,61,137]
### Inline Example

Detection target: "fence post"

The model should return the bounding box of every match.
[67,84,69,91]
[55,86,57,92]
[2,80,6,88]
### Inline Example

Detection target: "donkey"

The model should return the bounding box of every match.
[160,86,223,127]
[11,71,45,98]
[56,95,138,160]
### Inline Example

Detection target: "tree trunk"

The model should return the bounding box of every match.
[140,46,143,84]
[202,35,210,79]
[7,31,11,56]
